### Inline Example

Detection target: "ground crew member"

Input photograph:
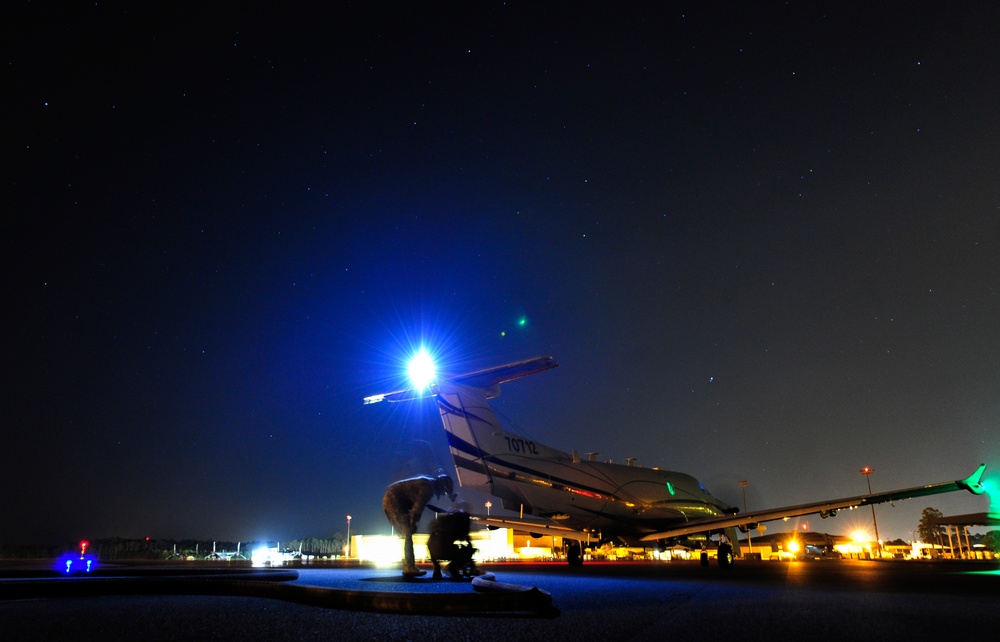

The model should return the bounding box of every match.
[382,473,455,577]
[427,507,481,579]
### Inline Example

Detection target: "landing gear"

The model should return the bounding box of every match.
[567,542,583,566]
[717,542,734,569]
[698,536,734,568]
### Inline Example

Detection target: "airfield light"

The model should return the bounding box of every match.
[407,348,437,391]
[252,546,287,567]
[851,530,871,546]
[55,540,98,574]
[983,472,1000,520]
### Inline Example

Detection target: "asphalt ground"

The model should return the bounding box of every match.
[1,559,998,640]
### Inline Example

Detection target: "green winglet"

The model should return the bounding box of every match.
[957,463,987,495]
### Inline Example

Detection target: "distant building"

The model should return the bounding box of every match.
[352,527,520,565]
[927,512,1000,560]
[348,522,996,565]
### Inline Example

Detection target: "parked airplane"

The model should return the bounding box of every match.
[205,541,246,561]
[365,354,988,567]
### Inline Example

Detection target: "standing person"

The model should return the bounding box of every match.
[382,473,455,577]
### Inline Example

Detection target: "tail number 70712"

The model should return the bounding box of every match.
[503,436,538,455]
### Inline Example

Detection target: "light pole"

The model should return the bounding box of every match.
[485,501,492,517]
[346,515,352,559]
[860,467,881,558]
[738,480,752,556]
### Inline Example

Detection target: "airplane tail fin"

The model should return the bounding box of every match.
[433,356,567,497]
[364,356,563,497]
[435,381,503,493]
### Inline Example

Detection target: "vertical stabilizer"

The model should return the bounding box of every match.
[435,382,500,493]
[365,356,564,498]
[430,357,568,496]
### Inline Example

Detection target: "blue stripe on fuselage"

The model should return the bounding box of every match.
[445,430,723,516]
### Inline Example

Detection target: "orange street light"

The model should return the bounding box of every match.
[860,467,881,558]
[346,515,352,558]
[738,480,752,556]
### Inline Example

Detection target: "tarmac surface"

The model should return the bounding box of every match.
[2,558,998,640]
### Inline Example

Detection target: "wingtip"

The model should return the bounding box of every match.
[958,463,987,495]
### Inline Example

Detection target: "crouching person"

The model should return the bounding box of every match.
[427,507,482,579]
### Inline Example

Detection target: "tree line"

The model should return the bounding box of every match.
[0,533,349,560]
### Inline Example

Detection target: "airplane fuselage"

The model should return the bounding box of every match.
[439,393,736,545]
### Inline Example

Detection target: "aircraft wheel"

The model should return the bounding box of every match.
[700,552,709,567]
[568,543,583,566]
[717,543,734,569]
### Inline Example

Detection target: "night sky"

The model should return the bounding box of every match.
[8,2,999,546]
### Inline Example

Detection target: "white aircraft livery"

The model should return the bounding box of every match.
[365,354,987,567]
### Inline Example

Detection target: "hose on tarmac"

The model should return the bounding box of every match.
[0,569,558,618]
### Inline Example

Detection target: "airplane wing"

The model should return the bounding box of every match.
[639,463,988,542]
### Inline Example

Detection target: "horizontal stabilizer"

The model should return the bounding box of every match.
[364,356,558,404]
